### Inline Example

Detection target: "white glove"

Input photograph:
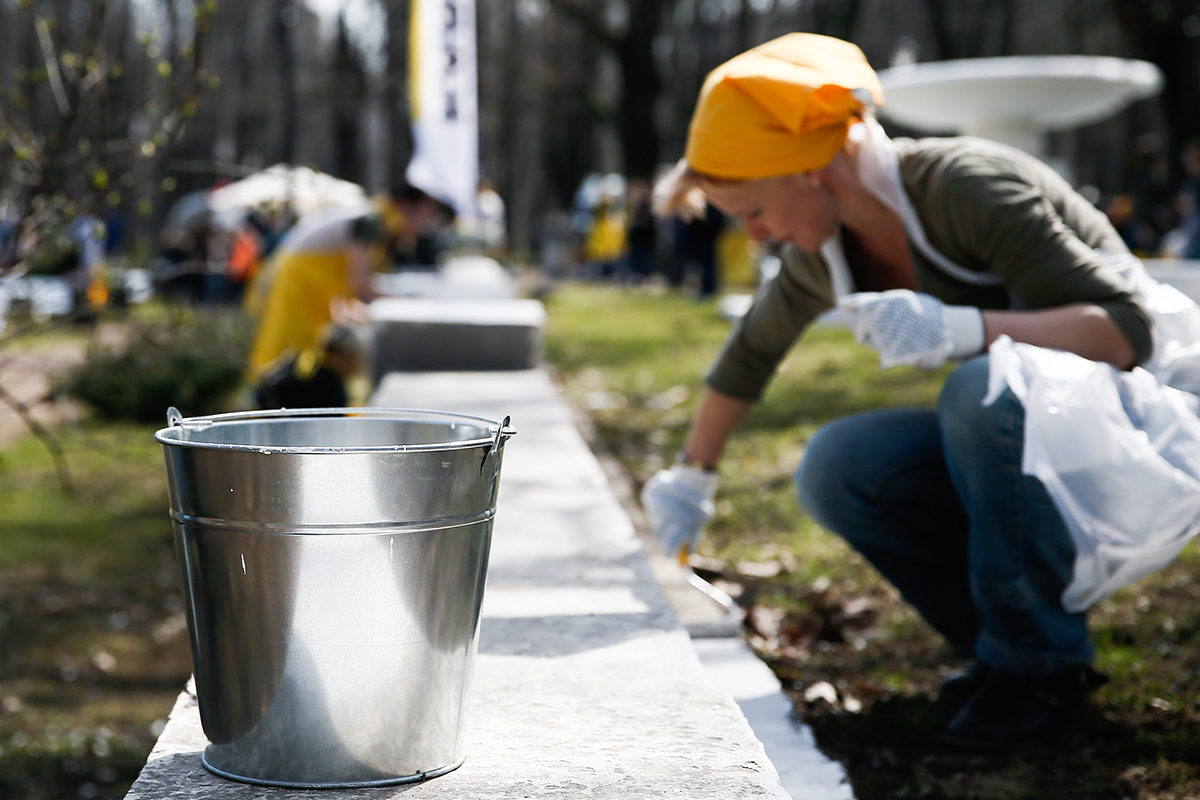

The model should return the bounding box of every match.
[640,464,718,559]
[838,289,985,369]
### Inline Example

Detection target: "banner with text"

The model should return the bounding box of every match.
[406,0,478,222]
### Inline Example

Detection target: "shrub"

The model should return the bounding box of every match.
[56,307,254,422]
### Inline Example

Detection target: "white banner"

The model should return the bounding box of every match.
[406,0,478,222]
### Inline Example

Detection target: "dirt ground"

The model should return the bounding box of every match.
[0,341,86,448]
[0,321,128,449]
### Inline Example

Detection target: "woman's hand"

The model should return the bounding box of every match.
[641,464,718,559]
[838,289,985,368]
[839,289,1137,370]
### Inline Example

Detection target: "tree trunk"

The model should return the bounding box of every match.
[273,0,298,164]
[544,0,668,179]
[383,0,413,189]
[1112,0,1200,190]
[615,3,663,180]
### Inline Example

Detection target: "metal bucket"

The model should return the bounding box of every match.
[155,407,515,788]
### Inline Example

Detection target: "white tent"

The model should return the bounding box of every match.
[207,164,367,216]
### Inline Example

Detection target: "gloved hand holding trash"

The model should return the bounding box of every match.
[641,463,718,559]
[838,289,985,369]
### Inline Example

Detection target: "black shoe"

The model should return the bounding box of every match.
[936,662,991,711]
[942,666,1100,751]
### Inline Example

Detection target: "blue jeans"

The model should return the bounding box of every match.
[794,356,1092,675]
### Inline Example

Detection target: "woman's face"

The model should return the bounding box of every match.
[704,172,838,252]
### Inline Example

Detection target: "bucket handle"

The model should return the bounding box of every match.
[166,406,213,431]
[481,415,514,476]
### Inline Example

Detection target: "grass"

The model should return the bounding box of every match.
[542,282,1200,800]
[543,283,950,589]
[1,340,192,798]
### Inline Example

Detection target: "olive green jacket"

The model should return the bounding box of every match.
[706,136,1153,401]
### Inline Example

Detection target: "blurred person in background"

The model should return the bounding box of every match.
[465,178,508,260]
[624,177,658,285]
[668,202,725,298]
[583,194,627,281]
[254,323,365,409]
[245,185,439,379]
[1161,140,1200,259]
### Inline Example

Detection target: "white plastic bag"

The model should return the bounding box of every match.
[985,256,1200,611]
[988,338,1200,610]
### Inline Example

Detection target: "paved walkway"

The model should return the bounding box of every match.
[125,368,851,800]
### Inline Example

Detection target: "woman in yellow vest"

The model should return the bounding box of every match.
[246,188,434,379]
[583,198,627,279]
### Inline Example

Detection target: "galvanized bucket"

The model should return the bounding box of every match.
[155,407,515,788]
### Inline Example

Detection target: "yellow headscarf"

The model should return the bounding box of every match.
[684,33,884,180]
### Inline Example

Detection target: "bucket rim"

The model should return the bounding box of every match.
[154,406,516,453]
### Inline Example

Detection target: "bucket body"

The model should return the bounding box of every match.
[155,407,513,788]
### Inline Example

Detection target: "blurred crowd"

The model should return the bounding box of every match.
[0,169,483,411]
[539,170,759,298]
[3,139,1200,410]
[0,201,127,315]
[4,137,1198,328]
[543,141,1200,300]
[152,188,459,309]
[1103,137,1200,260]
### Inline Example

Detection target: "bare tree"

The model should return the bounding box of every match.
[1113,0,1200,190]
[330,15,367,182]
[0,0,219,487]
[542,0,670,180]
[0,0,218,251]
[922,0,1024,58]
[272,0,299,164]
[381,0,414,190]
[0,0,1189,264]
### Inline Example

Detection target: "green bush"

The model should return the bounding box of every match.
[56,307,253,422]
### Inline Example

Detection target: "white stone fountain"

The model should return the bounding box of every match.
[876,55,1163,161]
[877,55,1200,293]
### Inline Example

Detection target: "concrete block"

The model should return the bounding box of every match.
[1146,258,1200,302]
[373,255,517,300]
[368,297,545,380]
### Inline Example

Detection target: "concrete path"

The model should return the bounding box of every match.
[125,368,851,799]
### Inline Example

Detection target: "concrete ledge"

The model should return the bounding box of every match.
[368,298,545,379]
[371,256,518,300]
[126,368,849,799]
[1145,258,1200,301]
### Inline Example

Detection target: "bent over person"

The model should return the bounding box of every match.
[643,32,1200,749]
[246,186,438,380]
